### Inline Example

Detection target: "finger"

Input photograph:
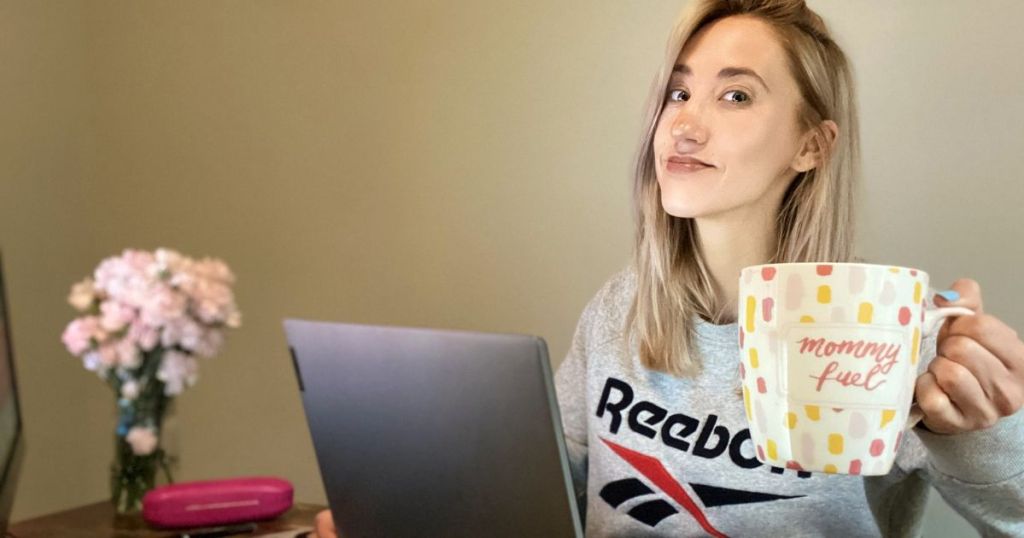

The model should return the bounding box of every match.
[934,278,983,343]
[943,314,1024,373]
[933,278,983,314]
[315,510,337,538]
[915,370,964,434]
[928,356,1000,430]
[938,333,1010,401]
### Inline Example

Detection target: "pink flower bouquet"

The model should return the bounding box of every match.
[62,248,241,513]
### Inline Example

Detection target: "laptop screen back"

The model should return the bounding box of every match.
[285,319,583,538]
[0,253,24,531]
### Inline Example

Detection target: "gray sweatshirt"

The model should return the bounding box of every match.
[554,267,1024,537]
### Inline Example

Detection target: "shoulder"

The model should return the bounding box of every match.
[583,265,636,317]
[578,265,637,347]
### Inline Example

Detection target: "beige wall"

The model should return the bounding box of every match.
[2,1,1021,536]
[0,0,119,519]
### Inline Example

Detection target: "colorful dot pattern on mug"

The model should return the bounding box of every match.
[911,328,921,365]
[828,434,844,454]
[818,285,832,304]
[743,387,752,420]
[738,263,930,475]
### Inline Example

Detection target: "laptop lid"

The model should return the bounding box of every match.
[0,253,24,533]
[284,319,583,538]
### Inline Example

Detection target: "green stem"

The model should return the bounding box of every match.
[159,450,176,484]
[110,347,178,513]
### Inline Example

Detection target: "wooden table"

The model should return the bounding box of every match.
[9,501,326,537]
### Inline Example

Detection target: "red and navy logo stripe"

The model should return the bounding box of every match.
[600,438,803,536]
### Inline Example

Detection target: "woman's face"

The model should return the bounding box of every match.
[653,15,815,223]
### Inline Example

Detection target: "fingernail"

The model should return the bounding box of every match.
[936,290,960,302]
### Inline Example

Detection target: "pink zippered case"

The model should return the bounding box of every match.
[142,476,294,528]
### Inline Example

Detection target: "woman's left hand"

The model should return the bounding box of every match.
[914,278,1024,435]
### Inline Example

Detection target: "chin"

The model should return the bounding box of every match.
[657,176,710,219]
[659,197,704,219]
[660,195,737,221]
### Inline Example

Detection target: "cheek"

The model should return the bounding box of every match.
[724,118,799,177]
[653,116,672,153]
[652,118,673,178]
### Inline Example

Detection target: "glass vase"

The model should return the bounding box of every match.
[109,349,178,514]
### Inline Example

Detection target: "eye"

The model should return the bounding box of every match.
[723,90,751,104]
[666,89,689,103]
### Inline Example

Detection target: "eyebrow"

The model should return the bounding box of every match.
[672,64,770,93]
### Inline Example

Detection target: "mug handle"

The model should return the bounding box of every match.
[906,304,976,428]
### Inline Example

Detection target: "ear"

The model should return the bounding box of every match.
[791,119,839,173]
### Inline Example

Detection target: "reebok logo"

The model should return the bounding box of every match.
[600,438,804,537]
[600,478,678,527]
[596,376,812,478]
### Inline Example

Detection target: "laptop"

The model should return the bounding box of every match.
[0,253,24,533]
[284,319,583,538]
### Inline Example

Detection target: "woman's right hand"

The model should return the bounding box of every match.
[312,509,338,538]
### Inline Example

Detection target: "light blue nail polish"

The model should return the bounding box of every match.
[937,290,960,302]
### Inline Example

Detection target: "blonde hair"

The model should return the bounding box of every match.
[626,0,860,377]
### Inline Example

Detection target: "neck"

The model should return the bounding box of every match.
[695,213,777,324]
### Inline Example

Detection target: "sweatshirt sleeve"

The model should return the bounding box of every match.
[555,315,590,518]
[865,324,1024,537]
[557,323,589,516]
[554,272,623,522]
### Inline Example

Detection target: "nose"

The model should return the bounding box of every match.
[668,108,708,146]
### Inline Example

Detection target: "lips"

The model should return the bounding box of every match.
[668,155,712,166]
[665,155,714,173]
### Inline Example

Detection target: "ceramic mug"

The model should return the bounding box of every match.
[736,262,973,475]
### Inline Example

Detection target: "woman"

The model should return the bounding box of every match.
[315,0,1024,535]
